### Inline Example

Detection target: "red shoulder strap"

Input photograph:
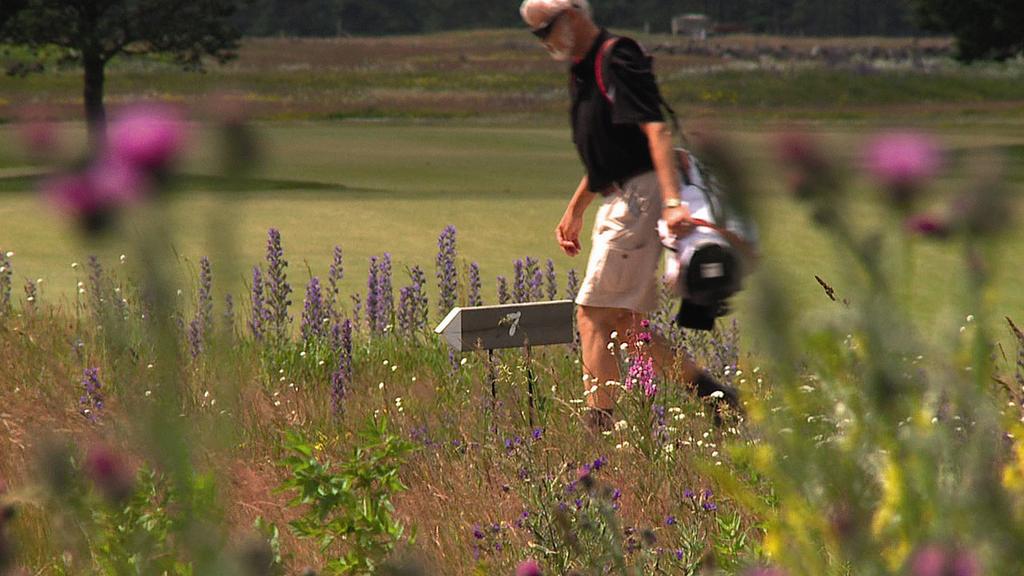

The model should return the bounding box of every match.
[595,36,620,104]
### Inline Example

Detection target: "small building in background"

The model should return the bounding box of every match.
[671,13,710,40]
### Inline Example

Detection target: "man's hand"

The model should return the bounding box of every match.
[662,203,695,237]
[556,209,583,256]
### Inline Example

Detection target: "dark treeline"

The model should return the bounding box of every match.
[233,0,922,37]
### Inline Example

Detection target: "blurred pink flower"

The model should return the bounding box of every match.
[515,559,542,576]
[744,568,787,576]
[909,544,981,576]
[904,213,951,238]
[41,173,102,217]
[41,160,148,223]
[108,104,187,172]
[776,131,834,200]
[84,443,135,503]
[863,132,942,192]
[89,157,149,205]
[17,120,59,157]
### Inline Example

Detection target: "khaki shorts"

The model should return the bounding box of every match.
[575,170,663,313]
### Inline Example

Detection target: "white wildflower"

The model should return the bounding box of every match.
[610,331,618,340]
[710,390,725,399]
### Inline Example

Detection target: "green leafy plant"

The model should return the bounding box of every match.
[279,415,416,575]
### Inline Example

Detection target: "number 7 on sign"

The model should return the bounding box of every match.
[501,311,522,337]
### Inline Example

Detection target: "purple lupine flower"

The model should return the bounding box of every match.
[566,268,580,301]
[398,286,415,335]
[264,229,292,343]
[409,266,428,330]
[0,251,11,315]
[468,262,482,307]
[24,278,38,311]
[366,256,380,333]
[327,245,344,321]
[249,266,265,341]
[188,317,203,359]
[497,275,510,304]
[379,253,394,332]
[196,256,213,333]
[526,257,542,302]
[350,293,362,332]
[436,225,458,317]
[300,277,327,343]
[79,367,104,423]
[665,516,677,526]
[330,319,353,416]
[703,501,717,512]
[545,259,557,300]
[223,294,235,339]
[512,259,527,303]
[87,255,106,315]
[684,489,694,499]
[531,427,543,441]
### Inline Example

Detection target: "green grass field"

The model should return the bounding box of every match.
[1,31,1023,339]
[1,121,1022,343]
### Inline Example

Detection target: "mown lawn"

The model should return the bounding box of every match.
[1,121,1022,343]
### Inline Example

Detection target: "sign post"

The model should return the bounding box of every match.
[435,300,575,425]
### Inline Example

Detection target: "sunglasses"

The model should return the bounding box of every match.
[531,10,566,40]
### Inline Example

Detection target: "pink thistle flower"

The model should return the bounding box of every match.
[515,559,542,576]
[89,157,150,205]
[863,132,942,205]
[17,120,59,157]
[41,172,102,217]
[108,104,187,172]
[84,444,135,503]
[775,131,834,201]
[904,213,952,238]
[908,544,981,576]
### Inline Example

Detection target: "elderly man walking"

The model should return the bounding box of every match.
[519,0,739,431]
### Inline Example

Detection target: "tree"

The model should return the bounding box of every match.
[913,0,1024,61]
[0,1,241,145]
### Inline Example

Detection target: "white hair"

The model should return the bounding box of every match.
[520,0,592,26]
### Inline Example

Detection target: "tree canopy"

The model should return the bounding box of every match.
[0,0,241,141]
[912,0,1024,61]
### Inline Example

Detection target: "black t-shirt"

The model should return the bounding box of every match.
[570,30,665,194]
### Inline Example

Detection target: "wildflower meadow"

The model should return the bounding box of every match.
[0,97,1022,576]
[1,27,1024,576]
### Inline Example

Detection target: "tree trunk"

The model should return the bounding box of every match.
[83,51,106,150]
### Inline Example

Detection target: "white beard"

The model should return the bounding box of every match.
[546,26,575,62]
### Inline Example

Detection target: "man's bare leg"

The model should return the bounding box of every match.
[577,305,623,413]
